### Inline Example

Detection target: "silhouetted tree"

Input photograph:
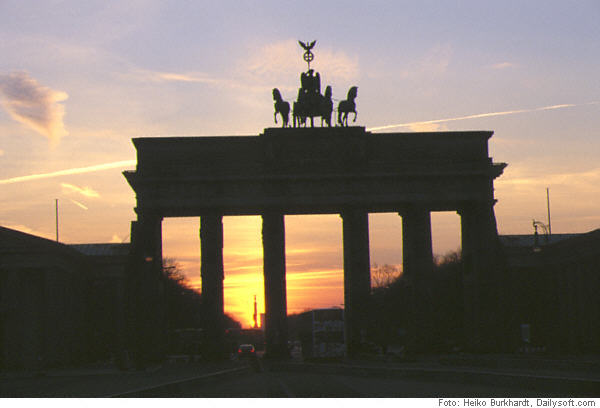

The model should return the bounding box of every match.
[371,263,401,289]
[368,251,464,354]
[430,250,464,351]
[368,264,405,353]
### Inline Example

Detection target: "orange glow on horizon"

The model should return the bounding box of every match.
[163,213,460,328]
[163,215,347,328]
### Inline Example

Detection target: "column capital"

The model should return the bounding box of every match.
[339,208,370,219]
[135,208,163,222]
[457,199,498,216]
[200,210,225,218]
[397,204,431,218]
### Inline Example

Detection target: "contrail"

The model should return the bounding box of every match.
[2,101,596,185]
[69,199,88,210]
[366,101,599,132]
[0,160,136,185]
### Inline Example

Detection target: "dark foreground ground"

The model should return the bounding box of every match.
[1,354,599,397]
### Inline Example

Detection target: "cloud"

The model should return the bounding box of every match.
[367,101,598,132]
[491,62,516,70]
[0,159,135,185]
[61,183,100,198]
[497,166,600,194]
[69,199,88,210]
[129,39,359,100]
[129,68,271,94]
[0,71,68,144]
[131,69,222,85]
[110,234,123,243]
[0,149,3,156]
[392,44,453,80]
[416,44,452,76]
[244,39,359,87]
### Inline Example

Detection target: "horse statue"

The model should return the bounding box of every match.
[320,85,333,127]
[293,89,307,127]
[272,88,290,127]
[337,86,358,126]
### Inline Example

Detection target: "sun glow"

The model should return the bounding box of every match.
[162,215,346,328]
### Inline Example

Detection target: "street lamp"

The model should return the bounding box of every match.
[532,219,549,252]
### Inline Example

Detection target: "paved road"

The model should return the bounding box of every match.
[172,369,563,397]
[0,362,245,397]
[3,357,596,397]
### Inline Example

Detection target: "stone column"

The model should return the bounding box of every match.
[400,206,434,353]
[262,212,288,358]
[459,201,504,352]
[200,214,225,359]
[401,207,433,281]
[128,211,164,367]
[341,209,371,357]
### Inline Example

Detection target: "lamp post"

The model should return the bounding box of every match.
[532,219,549,252]
[55,199,59,242]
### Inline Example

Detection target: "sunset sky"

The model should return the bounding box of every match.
[1,1,599,327]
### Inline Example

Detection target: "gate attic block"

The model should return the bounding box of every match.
[123,126,507,357]
[124,127,505,217]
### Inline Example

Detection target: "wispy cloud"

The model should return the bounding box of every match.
[132,69,222,85]
[0,160,135,185]
[110,234,123,243]
[367,102,599,132]
[243,39,359,88]
[390,44,453,81]
[129,68,271,94]
[498,166,600,193]
[61,183,100,198]
[128,39,359,100]
[0,71,68,144]
[491,62,516,70]
[69,199,88,210]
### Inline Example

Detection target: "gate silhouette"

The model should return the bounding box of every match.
[124,126,506,360]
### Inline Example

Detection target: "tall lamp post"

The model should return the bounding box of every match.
[55,199,59,242]
[532,219,549,252]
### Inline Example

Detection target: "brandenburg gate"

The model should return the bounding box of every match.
[123,126,506,359]
[123,41,506,362]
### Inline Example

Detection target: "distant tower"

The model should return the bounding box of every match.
[253,295,258,329]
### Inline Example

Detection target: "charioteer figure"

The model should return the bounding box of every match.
[272,40,358,128]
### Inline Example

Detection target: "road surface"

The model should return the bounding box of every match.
[170,369,562,397]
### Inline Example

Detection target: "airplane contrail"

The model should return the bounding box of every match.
[1,101,597,185]
[366,101,598,132]
[0,160,136,185]
[69,199,89,210]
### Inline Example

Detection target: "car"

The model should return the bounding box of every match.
[237,344,256,359]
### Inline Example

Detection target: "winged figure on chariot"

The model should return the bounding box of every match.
[272,40,358,128]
